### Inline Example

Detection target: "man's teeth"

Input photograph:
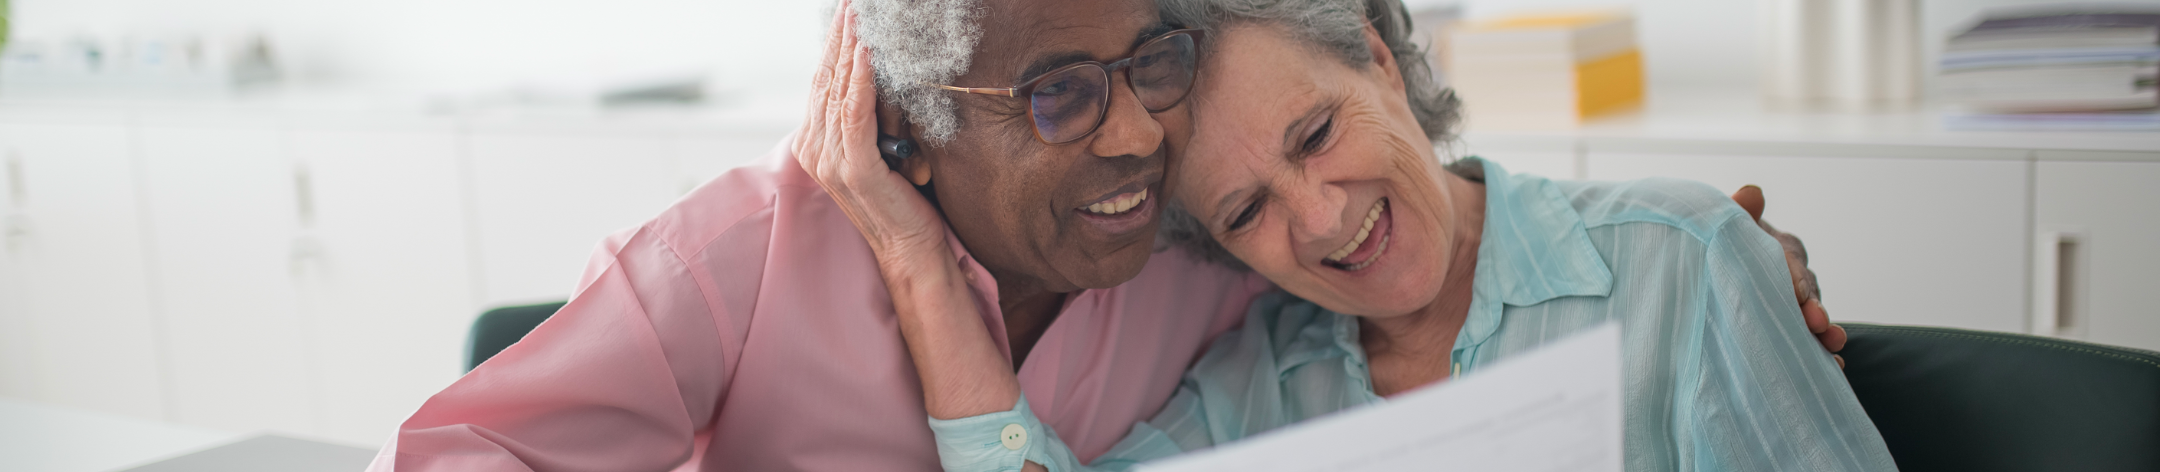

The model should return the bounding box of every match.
[1326,199,1388,263]
[1085,188,1149,215]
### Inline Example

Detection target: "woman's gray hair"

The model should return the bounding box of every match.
[851,0,984,145]
[1155,0,1465,270]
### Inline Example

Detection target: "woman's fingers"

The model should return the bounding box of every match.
[843,46,878,169]
[809,0,849,120]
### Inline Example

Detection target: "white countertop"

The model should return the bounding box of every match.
[1462,88,2160,153]
[0,398,245,472]
[4,86,2155,152]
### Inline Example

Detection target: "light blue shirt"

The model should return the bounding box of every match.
[929,159,1897,472]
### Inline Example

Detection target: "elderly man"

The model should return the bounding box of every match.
[373,1,1265,469]
[369,0,1837,469]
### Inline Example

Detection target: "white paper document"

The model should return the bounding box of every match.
[1139,323,1623,472]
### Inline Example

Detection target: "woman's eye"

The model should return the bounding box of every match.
[1227,196,1265,231]
[1302,117,1333,154]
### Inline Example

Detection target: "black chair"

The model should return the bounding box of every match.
[1840,323,2160,472]
[464,301,568,373]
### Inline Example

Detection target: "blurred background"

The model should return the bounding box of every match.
[0,0,2155,470]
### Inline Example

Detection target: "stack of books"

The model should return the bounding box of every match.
[1939,6,2160,131]
[1446,11,1642,129]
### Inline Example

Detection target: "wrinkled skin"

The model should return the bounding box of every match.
[797,0,1189,364]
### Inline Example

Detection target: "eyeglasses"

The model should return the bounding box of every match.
[930,29,1203,145]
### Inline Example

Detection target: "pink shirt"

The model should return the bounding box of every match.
[368,138,1271,471]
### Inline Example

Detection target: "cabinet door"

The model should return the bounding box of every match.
[290,127,475,447]
[676,132,788,194]
[0,122,167,420]
[136,124,316,435]
[1587,145,2031,333]
[2034,157,2160,351]
[469,132,679,306]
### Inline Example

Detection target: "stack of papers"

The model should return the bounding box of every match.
[1939,5,2160,130]
[1139,324,1622,472]
[1447,11,1643,129]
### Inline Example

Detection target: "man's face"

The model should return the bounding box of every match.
[916,0,1187,294]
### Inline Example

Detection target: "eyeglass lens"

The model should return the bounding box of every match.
[1028,32,1199,144]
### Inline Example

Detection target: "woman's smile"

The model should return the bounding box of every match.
[1323,197,1392,271]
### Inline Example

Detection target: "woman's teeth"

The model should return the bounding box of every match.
[1325,199,1389,269]
[1085,188,1149,216]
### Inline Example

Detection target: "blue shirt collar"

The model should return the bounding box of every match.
[1457,158,1614,352]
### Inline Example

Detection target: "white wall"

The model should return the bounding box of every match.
[11,0,829,96]
[17,0,2155,98]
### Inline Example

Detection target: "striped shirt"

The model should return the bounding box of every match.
[929,159,1897,472]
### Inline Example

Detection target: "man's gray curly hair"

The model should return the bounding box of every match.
[1155,0,1466,271]
[851,0,985,145]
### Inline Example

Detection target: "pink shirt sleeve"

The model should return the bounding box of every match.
[369,233,731,471]
[367,146,787,471]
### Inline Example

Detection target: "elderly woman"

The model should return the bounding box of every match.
[804,0,1896,470]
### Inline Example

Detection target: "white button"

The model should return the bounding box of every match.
[1000,423,1028,451]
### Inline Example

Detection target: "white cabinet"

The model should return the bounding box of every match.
[1458,134,1581,180]
[0,121,168,420]
[1585,142,2033,333]
[134,122,317,435]
[468,130,681,306]
[2033,154,2160,351]
[288,125,477,446]
[676,132,789,195]
[2,98,2138,453]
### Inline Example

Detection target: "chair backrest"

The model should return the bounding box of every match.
[1840,323,2160,472]
[465,301,568,373]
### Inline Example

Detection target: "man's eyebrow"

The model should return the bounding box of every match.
[1133,22,1176,48]
[1015,51,1096,85]
[1012,23,1179,85]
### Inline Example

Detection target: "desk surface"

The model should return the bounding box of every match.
[0,398,375,471]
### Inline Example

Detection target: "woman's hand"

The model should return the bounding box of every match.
[795,0,950,274]
[796,0,1024,422]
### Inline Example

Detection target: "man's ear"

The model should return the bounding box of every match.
[1360,21,1403,92]
[876,101,935,186]
[901,149,934,186]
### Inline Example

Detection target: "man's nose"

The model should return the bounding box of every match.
[1088,77,1164,159]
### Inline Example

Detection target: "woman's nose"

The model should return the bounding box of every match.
[1087,78,1164,159]
[1282,181,1347,242]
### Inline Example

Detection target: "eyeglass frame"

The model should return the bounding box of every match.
[926,28,1206,145]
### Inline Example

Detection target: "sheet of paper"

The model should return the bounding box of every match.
[1138,323,1622,472]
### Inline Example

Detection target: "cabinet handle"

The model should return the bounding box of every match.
[2031,231,2083,337]
[5,152,28,249]
[289,165,322,275]
[293,165,316,228]
[5,151,23,207]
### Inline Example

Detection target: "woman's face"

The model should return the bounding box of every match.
[1173,23,1468,318]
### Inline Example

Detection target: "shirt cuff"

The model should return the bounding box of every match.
[926,396,1055,472]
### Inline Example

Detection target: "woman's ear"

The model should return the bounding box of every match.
[1360,21,1404,92]
[876,102,934,186]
